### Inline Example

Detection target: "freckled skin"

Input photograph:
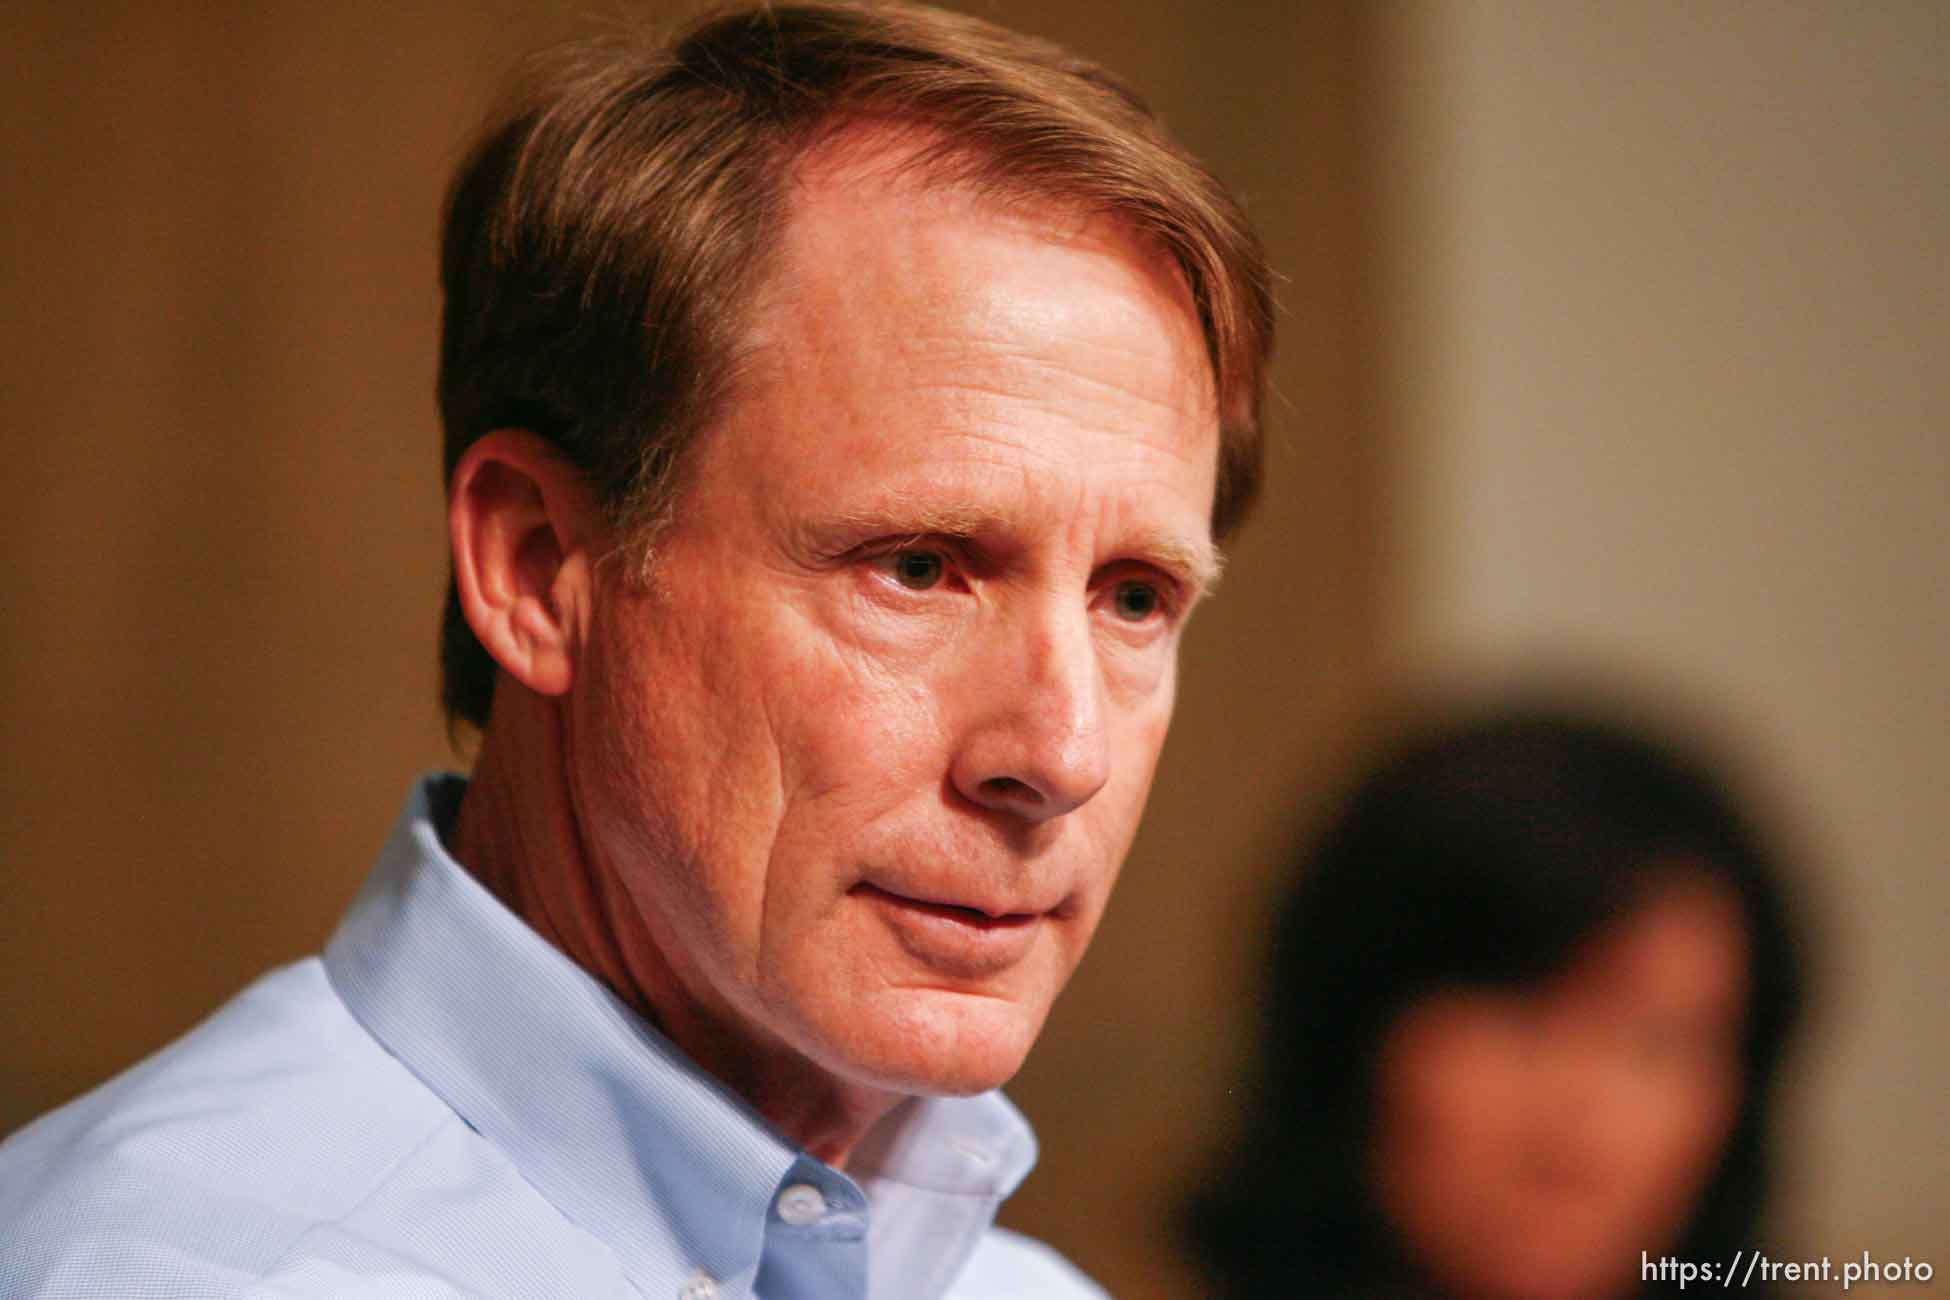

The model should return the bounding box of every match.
[472,137,1221,1166]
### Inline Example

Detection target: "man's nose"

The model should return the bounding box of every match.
[950,607,1111,823]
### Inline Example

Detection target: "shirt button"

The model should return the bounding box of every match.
[678,1270,718,1300]
[777,1182,828,1226]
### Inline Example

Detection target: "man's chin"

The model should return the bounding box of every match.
[851,1043,1036,1101]
[820,989,1045,1099]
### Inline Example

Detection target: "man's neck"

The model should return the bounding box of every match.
[444,693,905,1168]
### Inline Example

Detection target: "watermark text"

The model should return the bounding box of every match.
[1642,1250,1935,1290]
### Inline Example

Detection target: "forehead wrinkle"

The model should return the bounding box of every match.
[857,344,1216,484]
[880,253,1216,421]
[892,347,1214,433]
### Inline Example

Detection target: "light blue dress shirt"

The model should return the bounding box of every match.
[0,776,1107,1299]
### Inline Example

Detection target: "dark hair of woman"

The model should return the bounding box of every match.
[1186,706,1809,1300]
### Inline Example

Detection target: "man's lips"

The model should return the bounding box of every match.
[851,882,1050,977]
[850,883,1041,929]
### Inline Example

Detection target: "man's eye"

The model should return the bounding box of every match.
[1111,580,1162,622]
[882,549,945,590]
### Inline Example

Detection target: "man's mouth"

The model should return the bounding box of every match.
[852,883,1039,929]
[851,882,1047,976]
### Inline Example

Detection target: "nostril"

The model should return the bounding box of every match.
[981,776,1042,803]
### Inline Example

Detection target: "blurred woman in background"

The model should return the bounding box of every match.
[1189,706,1810,1300]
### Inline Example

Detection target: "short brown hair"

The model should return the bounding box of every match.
[437,0,1274,729]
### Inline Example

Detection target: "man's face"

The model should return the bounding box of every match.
[564,147,1220,1105]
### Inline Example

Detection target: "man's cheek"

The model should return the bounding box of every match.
[791,660,952,789]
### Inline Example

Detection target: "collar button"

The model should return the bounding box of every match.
[777,1181,828,1226]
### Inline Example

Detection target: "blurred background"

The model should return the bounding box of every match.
[2,2,1942,1296]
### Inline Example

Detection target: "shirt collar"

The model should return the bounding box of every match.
[324,774,1038,1298]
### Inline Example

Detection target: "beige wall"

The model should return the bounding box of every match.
[1373,0,1948,1265]
[1,5,1375,1297]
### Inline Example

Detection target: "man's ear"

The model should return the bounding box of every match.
[447,430,603,700]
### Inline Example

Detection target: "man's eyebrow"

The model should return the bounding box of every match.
[803,505,1223,594]
[791,504,1007,561]
[1138,531,1225,596]
[813,502,1007,540]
